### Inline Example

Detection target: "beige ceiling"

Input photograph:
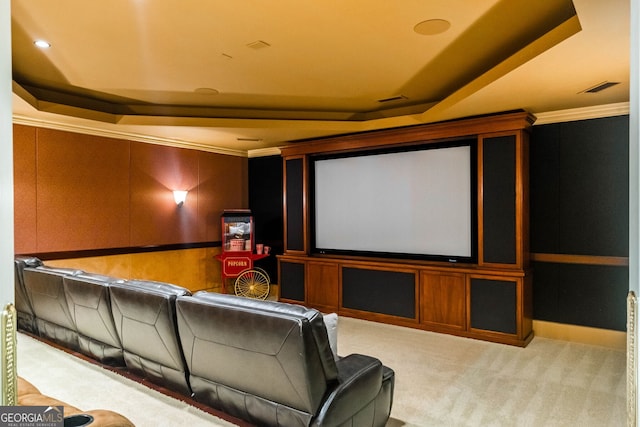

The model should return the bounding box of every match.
[11,0,630,156]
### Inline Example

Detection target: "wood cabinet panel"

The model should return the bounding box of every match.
[420,272,465,330]
[277,111,534,346]
[307,262,339,310]
[466,274,533,346]
[279,254,532,346]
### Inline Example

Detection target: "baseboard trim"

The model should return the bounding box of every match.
[533,320,626,350]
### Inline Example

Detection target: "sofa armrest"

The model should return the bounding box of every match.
[311,353,384,426]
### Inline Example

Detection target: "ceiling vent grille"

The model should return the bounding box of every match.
[377,95,407,103]
[246,40,271,50]
[581,81,620,93]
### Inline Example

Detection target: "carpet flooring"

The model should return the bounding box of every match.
[17,333,239,426]
[17,316,626,426]
[338,317,626,426]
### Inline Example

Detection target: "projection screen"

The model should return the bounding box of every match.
[312,143,475,261]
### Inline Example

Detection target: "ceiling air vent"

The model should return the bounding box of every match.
[581,81,620,94]
[246,40,271,50]
[377,95,407,103]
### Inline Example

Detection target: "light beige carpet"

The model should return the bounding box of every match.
[17,316,626,426]
[17,333,236,426]
[338,317,626,427]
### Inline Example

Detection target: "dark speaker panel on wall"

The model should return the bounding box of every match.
[279,261,305,302]
[285,158,305,251]
[482,135,517,264]
[342,267,416,319]
[470,278,517,334]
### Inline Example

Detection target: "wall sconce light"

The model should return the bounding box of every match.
[173,190,188,206]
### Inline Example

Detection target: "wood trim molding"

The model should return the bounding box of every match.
[280,111,535,157]
[13,114,248,158]
[533,319,626,350]
[18,241,221,261]
[531,252,629,266]
[532,102,629,125]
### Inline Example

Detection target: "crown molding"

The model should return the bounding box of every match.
[533,102,629,125]
[12,115,248,158]
[14,102,630,158]
[247,147,282,158]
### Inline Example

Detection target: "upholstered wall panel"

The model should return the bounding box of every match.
[129,142,200,246]
[13,124,248,257]
[530,116,629,256]
[529,116,629,331]
[532,262,627,331]
[35,128,131,252]
[198,151,248,242]
[13,125,37,254]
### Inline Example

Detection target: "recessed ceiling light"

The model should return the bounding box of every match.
[414,19,451,36]
[34,40,51,48]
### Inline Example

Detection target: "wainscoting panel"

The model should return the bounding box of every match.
[45,247,223,293]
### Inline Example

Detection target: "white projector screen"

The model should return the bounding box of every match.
[312,142,475,261]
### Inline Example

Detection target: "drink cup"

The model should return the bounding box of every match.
[256,244,264,254]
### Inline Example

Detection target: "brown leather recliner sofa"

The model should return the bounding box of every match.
[13,256,43,333]
[21,265,193,395]
[15,258,395,427]
[176,291,395,426]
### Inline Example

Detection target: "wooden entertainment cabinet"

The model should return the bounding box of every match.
[278,111,534,346]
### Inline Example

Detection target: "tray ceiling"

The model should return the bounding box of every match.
[11,0,630,155]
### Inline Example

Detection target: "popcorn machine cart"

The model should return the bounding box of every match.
[215,209,271,299]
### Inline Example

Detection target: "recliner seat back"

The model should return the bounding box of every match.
[108,279,192,395]
[63,272,125,366]
[22,266,83,350]
[176,292,338,425]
